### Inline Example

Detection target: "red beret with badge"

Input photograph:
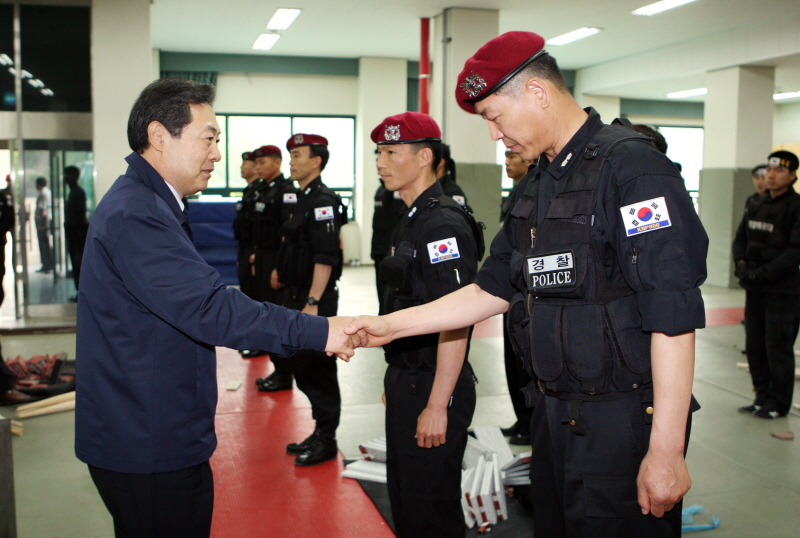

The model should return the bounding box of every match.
[253,145,282,158]
[241,151,255,161]
[370,111,442,145]
[455,31,547,114]
[286,133,328,151]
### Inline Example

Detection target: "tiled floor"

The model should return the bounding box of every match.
[2,266,800,537]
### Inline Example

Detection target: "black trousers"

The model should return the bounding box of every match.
[385,364,476,538]
[253,246,281,304]
[36,223,52,270]
[65,224,88,289]
[281,287,340,438]
[236,245,257,299]
[502,312,532,432]
[530,391,689,538]
[744,291,800,414]
[88,461,214,538]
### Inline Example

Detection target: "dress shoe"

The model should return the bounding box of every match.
[294,436,338,467]
[0,389,32,405]
[753,407,786,419]
[738,403,761,413]
[256,371,293,392]
[287,429,320,455]
[508,432,531,445]
[240,349,269,358]
[501,421,520,436]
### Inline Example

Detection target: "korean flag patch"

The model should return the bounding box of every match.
[620,197,672,237]
[427,237,460,264]
[452,195,466,207]
[283,192,297,204]
[315,206,335,221]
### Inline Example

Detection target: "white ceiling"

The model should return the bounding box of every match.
[151,0,800,103]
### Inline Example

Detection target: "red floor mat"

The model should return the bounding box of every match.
[705,307,744,327]
[211,348,394,538]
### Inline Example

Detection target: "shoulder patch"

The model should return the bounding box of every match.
[314,206,335,221]
[283,192,297,204]
[620,196,672,237]
[427,237,460,264]
[452,195,466,207]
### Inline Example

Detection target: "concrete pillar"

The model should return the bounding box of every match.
[430,8,501,229]
[574,90,621,123]
[355,57,407,266]
[92,0,153,201]
[699,66,775,287]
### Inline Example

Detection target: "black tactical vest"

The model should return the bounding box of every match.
[252,176,296,249]
[743,191,799,263]
[508,120,654,397]
[381,195,485,370]
[233,179,263,244]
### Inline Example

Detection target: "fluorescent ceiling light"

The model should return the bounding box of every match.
[40,88,53,96]
[252,33,281,50]
[546,27,601,46]
[267,8,301,30]
[28,78,44,88]
[0,54,12,66]
[667,87,707,98]
[774,91,800,101]
[633,0,698,16]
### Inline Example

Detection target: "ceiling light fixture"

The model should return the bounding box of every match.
[252,33,281,51]
[546,27,602,46]
[633,0,698,16]
[774,91,800,101]
[0,54,12,66]
[667,88,707,98]
[267,8,301,30]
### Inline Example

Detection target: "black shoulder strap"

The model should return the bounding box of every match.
[414,195,486,261]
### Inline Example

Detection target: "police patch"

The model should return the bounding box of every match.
[314,206,335,221]
[452,195,466,207]
[620,197,672,237]
[283,193,297,204]
[427,237,460,264]
[526,251,574,290]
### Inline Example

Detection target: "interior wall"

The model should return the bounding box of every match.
[774,102,800,147]
[214,72,358,116]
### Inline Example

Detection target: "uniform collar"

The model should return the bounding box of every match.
[538,107,604,181]
[125,152,188,226]
[404,181,444,221]
[267,173,286,188]
[300,175,323,196]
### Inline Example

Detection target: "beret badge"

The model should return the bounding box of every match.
[384,125,401,142]
[460,73,487,98]
[293,134,304,145]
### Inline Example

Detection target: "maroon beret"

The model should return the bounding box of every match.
[371,112,442,145]
[455,31,547,114]
[286,133,328,151]
[253,145,282,158]
[241,151,255,161]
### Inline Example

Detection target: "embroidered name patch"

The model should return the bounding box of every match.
[620,197,672,237]
[284,193,297,204]
[452,195,466,207]
[526,251,574,290]
[427,237,460,264]
[748,220,774,232]
[315,206,335,221]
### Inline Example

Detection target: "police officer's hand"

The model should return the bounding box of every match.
[416,406,447,448]
[345,315,395,348]
[324,316,368,361]
[636,450,691,518]
[734,260,748,280]
[250,253,256,276]
[270,269,283,290]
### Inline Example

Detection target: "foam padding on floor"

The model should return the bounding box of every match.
[210,348,394,538]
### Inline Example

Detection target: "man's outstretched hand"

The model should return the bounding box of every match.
[326,316,368,361]
[345,315,395,348]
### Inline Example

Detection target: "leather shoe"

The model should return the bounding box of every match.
[295,436,338,467]
[500,421,520,436]
[287,429,320,455]
[738,403,761,413]
[0,389,32,405]
[256,371,293,392]
[508,432,531,445]
[240,349,269,358]
[753,407,786,419]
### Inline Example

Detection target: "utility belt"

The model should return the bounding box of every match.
[384,333,439,371]
[386,357,477,395]
[252,219,281,249]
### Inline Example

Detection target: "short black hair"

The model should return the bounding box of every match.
[64,165,80,181]
[127,78,216,154]
[632,124,668,155]
[308,144,329,171]
[409,140,443,173]
[36,177,47,187]
[495,53,569,97]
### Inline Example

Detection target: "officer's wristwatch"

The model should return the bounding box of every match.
[307,296,319,306]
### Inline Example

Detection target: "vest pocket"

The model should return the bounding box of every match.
[529,303,564,381]
[506,293,531,367]
[562,304,609,380]
[604,294,651,374]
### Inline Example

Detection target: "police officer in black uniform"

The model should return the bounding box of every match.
[250,145,299,392]
[373,111,483,538]
[436,143,468,208]
[733,150,800,419]
[348,32,708,538]
[276,133,346,466]
[0,175,14,307]
[371,178,405,307]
